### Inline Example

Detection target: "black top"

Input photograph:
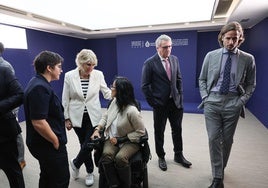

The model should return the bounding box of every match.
[24,74,67,148]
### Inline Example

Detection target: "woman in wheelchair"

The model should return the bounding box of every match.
[91,76,145,188]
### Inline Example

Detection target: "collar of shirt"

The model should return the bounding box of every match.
[157,53,169,61]
[223,47,238,55]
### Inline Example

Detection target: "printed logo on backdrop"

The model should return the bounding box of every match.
[131,38,189,48]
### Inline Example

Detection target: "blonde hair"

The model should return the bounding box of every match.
[75,49,98,67]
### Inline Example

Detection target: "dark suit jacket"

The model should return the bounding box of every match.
[141,53,183,109]
[0,59,24,142]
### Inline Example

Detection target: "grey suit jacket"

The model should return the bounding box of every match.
[198,48,256,117]
[141,53,183,109]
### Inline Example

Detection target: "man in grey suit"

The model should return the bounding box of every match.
[198,22,256,188]
[141,34,192,171]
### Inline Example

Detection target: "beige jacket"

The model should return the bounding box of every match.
[98,98,145,143]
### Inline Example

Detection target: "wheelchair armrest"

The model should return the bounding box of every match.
[138,129,149,144]
[139,135,148,143]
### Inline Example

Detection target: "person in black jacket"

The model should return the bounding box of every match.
[0,42,25,188]
[24,51,70,188]
[0,42,27,170]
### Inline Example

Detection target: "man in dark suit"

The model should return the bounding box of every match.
[198,22,256,188]
[0,42,25,187]
[0,42,26,170]
[141,34,192,171]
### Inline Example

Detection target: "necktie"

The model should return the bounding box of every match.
[219,52,232,94]
[164,59,171,80]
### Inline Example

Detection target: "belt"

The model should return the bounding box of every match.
[210,91,239,96]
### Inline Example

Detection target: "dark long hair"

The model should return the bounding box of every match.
[218,21,245,47]
[114,76,139,112]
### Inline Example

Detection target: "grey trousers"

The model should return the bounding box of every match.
[17,133,25,163]
[14,108,25,163]
[204,92,243,179]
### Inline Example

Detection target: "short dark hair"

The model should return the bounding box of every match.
[218,21,245,47]
[33,51,63,74]
[0,42,4,54]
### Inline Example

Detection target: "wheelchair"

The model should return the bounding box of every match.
[90,129,151,188]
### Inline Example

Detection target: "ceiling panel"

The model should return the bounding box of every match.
[0,0,268,39]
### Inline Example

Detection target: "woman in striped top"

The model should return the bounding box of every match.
[62,49,112,186]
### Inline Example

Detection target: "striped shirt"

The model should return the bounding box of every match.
[81,78,89,113]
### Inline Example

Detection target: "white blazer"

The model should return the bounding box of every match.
[62,68,112,128]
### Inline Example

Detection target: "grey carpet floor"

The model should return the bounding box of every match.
[1,109,267,188]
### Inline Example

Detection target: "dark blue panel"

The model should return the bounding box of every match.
[196,31,219,87]
[87,38,117,86]
[116,31,198,105]
[246,18,268,128]
[4,29,87,120]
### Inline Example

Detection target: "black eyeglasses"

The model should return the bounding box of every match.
[161,45,172,49]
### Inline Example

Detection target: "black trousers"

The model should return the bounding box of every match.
[73,113,94,173]
[153,98,183,158]
[0,138,25,188]
[28,144,70,188]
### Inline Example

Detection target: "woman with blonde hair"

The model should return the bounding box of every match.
[62,49,111,186]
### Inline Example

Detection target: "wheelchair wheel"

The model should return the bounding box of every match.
[142,165,148,188]
[98,172,109,188]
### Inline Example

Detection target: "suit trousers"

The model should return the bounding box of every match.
[153,98,183,158]
[28,144,70,188]
[204,92,243,179]
[0,138,25,188]
[101,139,139,168]
[73,113,94,173]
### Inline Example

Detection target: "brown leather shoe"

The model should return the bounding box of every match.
[19,160,26,170]
[158,157,167,171]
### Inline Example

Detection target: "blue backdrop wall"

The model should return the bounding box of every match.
[87,38,117,86]
[2,17,268,128]
[4,29,87,121]
[245,18,268,127]
[115,31,199,111]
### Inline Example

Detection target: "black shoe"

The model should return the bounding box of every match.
[174,153,192,168]
[208,178,224,188]
[158,157,167,171]
[131,184,141,188]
